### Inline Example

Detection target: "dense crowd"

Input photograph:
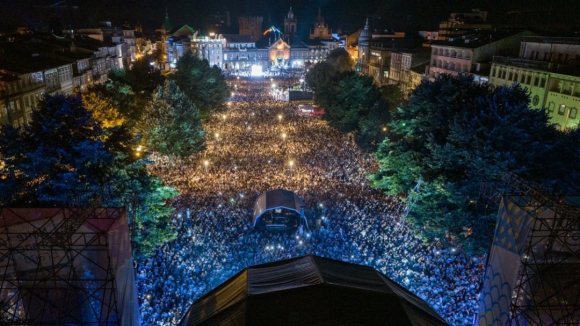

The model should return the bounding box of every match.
[136,76,486,325]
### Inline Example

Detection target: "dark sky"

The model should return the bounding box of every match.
[1,0,578,34]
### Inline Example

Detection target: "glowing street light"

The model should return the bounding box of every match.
[231,91,235,97]
[203,160,209,172]
[282,132,287,141]
[215,132,220,140]
[289,160,294,171]
[271,83,276,88]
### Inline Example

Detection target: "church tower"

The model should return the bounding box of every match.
[309,8,331,39]
[284,7,297,41]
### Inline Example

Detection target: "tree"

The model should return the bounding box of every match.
[80,87,126,129]
[0,94,114,206]
[304,61,337,108]
[140,80,206,157]
[325,48,354,72]
[371,74,567,251]
[172,52,229,115]
[325,74,382,133]
[108,58,165,96]
[0,93,179,260]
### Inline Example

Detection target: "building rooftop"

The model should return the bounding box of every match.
[521,36,580,45]
[430,31,530,49]
[493,56,580,77]
[223,34,255,43]
[0,36,95,73]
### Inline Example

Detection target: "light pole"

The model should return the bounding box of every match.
[282,132,287,142]
[277,114,282,122]
[203,160,209,172]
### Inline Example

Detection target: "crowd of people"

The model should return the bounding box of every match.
[136,76,486,325]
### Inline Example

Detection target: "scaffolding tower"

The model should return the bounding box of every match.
[0,204,137,325]
[478,172,580,325]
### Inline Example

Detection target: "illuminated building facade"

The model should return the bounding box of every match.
[489,36,580,129]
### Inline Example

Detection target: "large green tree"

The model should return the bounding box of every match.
[172,52,229,115]
[371,74,571,251]
[108,58,165,96]
[140,80,206,157]
[306,57,403,150]
[0,94,178,260]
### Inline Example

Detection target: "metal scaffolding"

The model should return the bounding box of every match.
[0,206,128,325]
[479,172,580,325]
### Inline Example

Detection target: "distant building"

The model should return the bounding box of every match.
[489,36,580,129]
[310,9,332,40]
[0,32,131,126]
[388,47,431,93]
[438,9,491,41]
[419,31,439,41]
[239,16,263,42]
[283,7,298,41]
[429,31,535,83]
[357,18,407,83]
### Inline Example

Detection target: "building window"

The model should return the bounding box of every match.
[570,107,578,119]
[558,104,566,115]
[540,77,546,88]
[548,102,555,112]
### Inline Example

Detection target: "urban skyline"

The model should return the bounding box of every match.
[1,0,578,34]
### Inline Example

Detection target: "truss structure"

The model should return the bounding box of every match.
[479,172,580,325]
[0,205,135,325]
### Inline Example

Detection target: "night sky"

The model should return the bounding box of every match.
[1,0,577,34]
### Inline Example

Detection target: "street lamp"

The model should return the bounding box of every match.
[215,132,220,140]
[289,160,294,171]
[282,132,287,141]
[222,114,227,122]
[277,114,282,122]
[203,160,209,172]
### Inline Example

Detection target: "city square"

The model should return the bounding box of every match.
[136,76,485,325]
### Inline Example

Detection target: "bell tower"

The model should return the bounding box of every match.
[284,7,297,40]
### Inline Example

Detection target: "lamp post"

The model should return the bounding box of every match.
[282,132,287,142]
[277,114,282,122]
[203,160,209,172]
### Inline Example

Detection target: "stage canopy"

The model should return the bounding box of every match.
[178,255,449,326]
[252,189,304,227]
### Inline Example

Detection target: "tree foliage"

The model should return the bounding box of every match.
[108,58,165,96]
[140,80,206,157]
[0,94,178,260]
[172,52,229,115]
[305,59,403,150]
[325,48,354,72]
[80,87,126,129]
[370,74,579,251]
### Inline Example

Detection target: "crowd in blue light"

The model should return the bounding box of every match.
[136,77,485,326]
